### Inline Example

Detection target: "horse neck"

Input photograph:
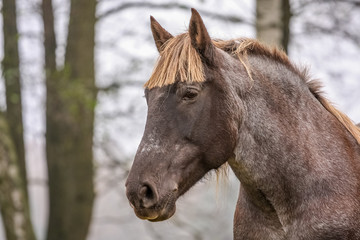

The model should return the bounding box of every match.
[229,54,360,223]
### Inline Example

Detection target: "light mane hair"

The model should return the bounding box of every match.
[145,33,360,145]
[307,80,360,145]
[144,33,204,89]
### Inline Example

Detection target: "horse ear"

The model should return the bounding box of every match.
[189,8,214,59]
[150,16,173,52]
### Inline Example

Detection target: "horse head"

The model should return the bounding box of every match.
[125,9,240,221]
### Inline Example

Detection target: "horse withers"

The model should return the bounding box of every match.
[126,9,360,239]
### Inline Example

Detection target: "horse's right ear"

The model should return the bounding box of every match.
[150,16,173,53]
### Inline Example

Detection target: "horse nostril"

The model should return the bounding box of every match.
[139,182,158,208]
[140,185,153,200]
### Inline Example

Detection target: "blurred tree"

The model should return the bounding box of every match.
[0,0,37,239]
[42,0,97,239]
[0,114,36,240]
[2,0,28,199]
[256,0,291,52]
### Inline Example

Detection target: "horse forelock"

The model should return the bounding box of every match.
[144,33,205,89]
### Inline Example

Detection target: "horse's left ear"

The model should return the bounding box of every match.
[189,8,214,60]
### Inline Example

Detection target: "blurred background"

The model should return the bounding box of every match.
[0,0,359,239]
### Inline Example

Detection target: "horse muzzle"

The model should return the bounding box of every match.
[125,179,178,221]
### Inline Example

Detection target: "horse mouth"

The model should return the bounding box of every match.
[147,206,176,222]
[131,198,177,222]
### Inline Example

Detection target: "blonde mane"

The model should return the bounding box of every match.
[145,34,360,145]
[307,80,360,145]
[320,98,360,145]
[144,33,205,89]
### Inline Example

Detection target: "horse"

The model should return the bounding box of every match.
[125,9,360,239]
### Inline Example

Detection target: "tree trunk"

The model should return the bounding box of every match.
[256,0,291,53]
[0,114,36,240]
[42,0,56,74]
[2,0,28,201]
[44,0,97,239]
[1,0,36,239]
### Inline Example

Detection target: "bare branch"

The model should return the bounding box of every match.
[304,23,360,47]
[292,0,360,16]
[97,2,251,25]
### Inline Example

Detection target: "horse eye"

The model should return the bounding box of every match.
[182,89,198,101]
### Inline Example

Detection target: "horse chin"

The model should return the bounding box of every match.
[148,205,176,222]
[133,209,159,221]
[133,201,176,222]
